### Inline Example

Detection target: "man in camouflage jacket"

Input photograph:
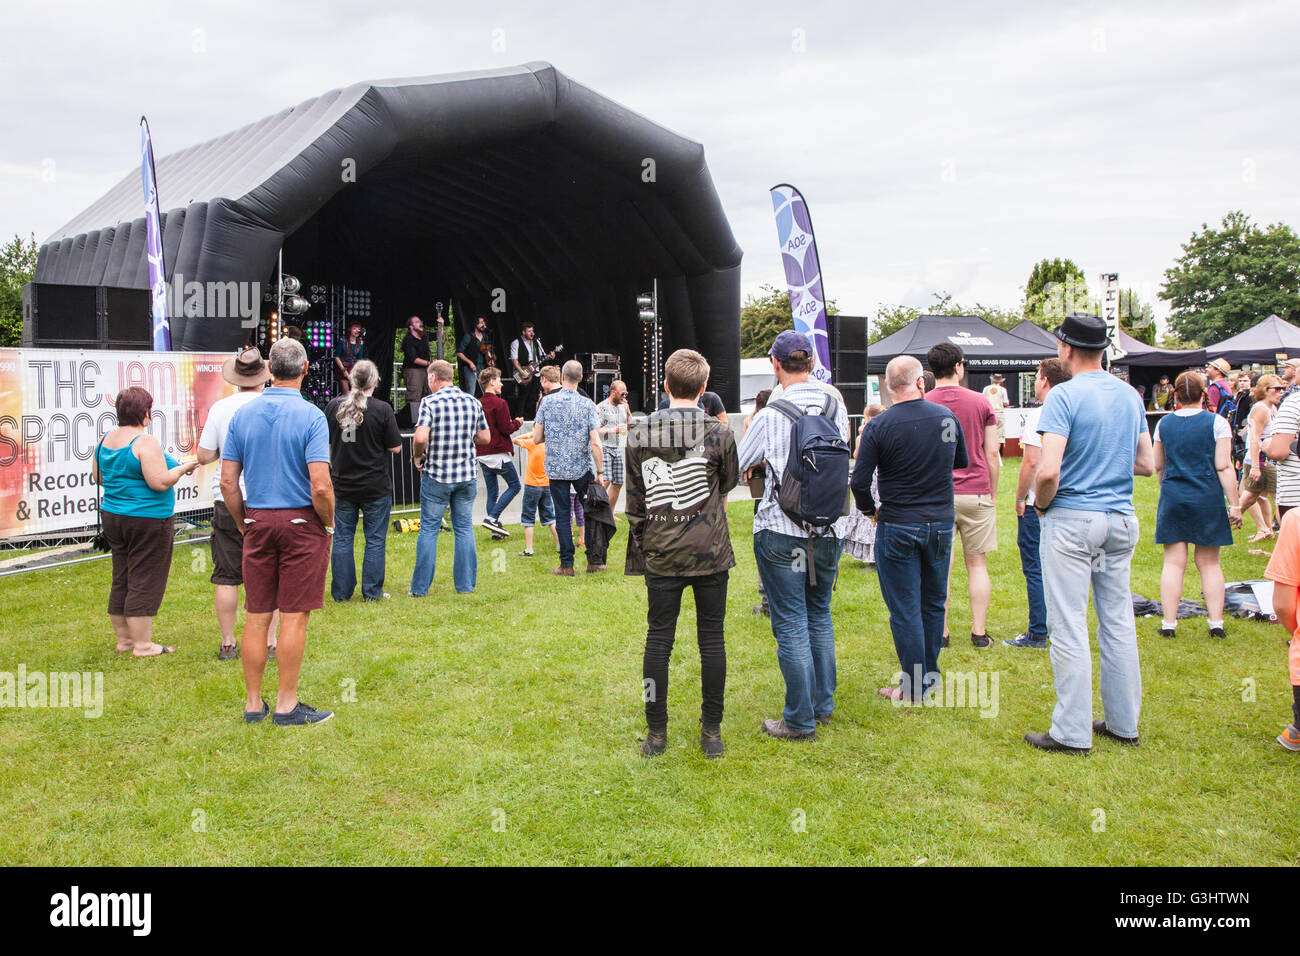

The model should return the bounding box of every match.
[625,349,738,759]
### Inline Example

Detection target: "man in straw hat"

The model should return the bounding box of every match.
[1025,313,1154,754]
[197,348,280,662]
[1204,357,1234,414]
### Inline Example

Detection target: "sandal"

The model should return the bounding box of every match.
[1249,530,1276,543]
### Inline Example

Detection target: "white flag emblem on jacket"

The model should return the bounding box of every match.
[643,456,710,511]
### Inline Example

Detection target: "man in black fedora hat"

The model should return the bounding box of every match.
[196,348,279,661]
[1025,313,1154,754]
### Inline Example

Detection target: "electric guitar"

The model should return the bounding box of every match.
[513,344,564,386]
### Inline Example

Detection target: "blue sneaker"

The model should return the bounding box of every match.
[1004,632,1049,649]
[272,702,334,726]
[244,699,270,723]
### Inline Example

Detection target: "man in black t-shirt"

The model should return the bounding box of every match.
[656,390,729,425]
[401,315,432,424]
[325,359,403,601]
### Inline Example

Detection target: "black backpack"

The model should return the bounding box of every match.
[767,394,851,583]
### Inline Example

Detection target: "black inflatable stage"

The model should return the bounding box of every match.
[34,62,744,409]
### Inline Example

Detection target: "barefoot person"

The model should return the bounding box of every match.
[92,387,201,657]
[221,337,336,726]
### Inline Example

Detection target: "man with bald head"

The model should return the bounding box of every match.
[851,355,969,702]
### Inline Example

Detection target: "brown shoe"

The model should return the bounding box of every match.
[1093,719,1139,746]
[553,566,575,576]
[641,730,667,757]
[700,723,725,758]
[1024,731,1089,754]
[760,717,816,741]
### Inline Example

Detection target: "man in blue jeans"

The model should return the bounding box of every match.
[410,360,489,595]
[1027,313,1154,754]
[532,360,604,576]
[738,331,850,741]
[1006,357,1072,648]
[852,355,968,702]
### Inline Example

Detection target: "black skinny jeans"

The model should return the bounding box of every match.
[642,570,728,731]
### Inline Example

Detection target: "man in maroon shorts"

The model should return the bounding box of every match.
[221,337,336,726]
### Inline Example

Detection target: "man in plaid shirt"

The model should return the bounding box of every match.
[410,360,489,595]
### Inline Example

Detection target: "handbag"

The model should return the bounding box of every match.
[91,437,109,552]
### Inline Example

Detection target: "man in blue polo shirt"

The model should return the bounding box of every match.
[1025,313,1154,754]
[853,355,968,702]
[221,337,335,727]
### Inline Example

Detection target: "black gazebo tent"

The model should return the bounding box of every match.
[32,62,743,408]
[1205,314,1300,367]
[868,314,1057,374]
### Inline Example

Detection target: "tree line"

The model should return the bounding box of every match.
[4,211,1298,354]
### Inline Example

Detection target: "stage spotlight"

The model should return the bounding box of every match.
[637,294,654,322]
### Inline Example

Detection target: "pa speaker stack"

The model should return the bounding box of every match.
[829,314,867,415]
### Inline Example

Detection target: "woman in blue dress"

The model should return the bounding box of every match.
[1154,372,1243,640]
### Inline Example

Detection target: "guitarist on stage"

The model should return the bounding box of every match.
[509,321,560,419]
[333,320,366,393]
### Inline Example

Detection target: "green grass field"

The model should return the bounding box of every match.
[2,467,1296,866]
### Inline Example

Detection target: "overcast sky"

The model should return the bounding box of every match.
[4,0,1298,325]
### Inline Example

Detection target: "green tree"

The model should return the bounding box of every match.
[740,283,837,357]
[869,303,919,344]
[1119,288,1156,345]
[1160,210,1300,345]
[1022,257,1090,327]
[869,292,1023,344]
[0,233,38,347]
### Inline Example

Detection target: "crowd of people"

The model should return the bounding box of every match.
[89,316,1300,754]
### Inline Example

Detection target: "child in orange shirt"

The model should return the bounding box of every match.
[1263,507,1300,750]
[512,434,559,556]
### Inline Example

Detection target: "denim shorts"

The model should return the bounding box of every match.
[520,484,555,527]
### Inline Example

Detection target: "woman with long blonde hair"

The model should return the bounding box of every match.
[1240,373,1285,542]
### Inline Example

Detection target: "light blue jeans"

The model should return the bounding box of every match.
[1040,508,1142,748]
[753,529,843,734]
[410,476,477,595]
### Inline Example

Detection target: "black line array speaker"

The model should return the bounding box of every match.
[830,313,867,415]
[22,283,152,349]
